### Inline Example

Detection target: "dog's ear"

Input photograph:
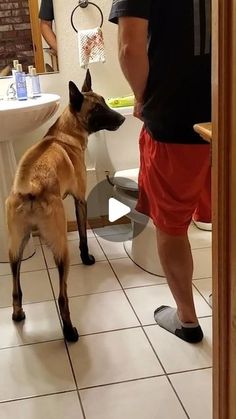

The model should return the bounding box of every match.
[69,81,84,112]
[81,69,92,92]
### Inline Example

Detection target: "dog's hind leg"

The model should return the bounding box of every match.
[10,234,30,322]
[6,198,30,321]
[38,198,79,342]
[56,256,78,342]
[74,198,95,265]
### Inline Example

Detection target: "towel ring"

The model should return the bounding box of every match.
[71,1,104,33]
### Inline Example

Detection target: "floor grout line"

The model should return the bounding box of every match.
[192,283,213,308]
[78,374,166,392]
[0,338,66,352]
[0,389,78,405]
[167,366,212,377]
[165,374,190,419]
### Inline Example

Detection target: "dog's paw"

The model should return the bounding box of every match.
[81,253,95,265]
[12,310,26,322]
[63,326,79,342]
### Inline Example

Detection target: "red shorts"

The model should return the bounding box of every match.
[136,128,211,235]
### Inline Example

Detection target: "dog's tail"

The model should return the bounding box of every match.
[13,176,54,212]
[13,179,43,202]
[14,191,39,213]
[15,190,57,217]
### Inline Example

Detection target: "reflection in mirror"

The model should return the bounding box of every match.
[0,0,58,78]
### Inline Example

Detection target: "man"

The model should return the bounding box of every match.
[39,0,57,53]
[109,1,211,343]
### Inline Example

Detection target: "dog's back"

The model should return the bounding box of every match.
[6,134,78,243]
[14,137,74,193]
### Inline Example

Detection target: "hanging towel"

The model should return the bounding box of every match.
[78,27,106,68]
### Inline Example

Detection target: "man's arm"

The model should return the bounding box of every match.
[118,17,149,108]
[40,20,57,52]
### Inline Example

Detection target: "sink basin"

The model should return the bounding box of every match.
[0,93,60,262]
[0,94,60,139]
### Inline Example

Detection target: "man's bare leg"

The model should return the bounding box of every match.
[154,228,203,343]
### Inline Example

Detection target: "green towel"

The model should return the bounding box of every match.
[106,95,134,108]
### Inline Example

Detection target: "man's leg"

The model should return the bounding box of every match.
[154,229,204,343]
[156,230,196,323]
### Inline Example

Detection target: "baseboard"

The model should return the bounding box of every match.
[67,215,130,232]
[32,216,130,236]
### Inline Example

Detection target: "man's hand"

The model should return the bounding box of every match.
[133,99,143,120]
[48,48,57,56]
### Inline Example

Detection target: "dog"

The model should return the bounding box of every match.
[6,70,125,342]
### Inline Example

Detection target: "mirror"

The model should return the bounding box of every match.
[0,0,58,77]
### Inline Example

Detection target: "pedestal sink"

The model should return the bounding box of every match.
[0,94,60,262]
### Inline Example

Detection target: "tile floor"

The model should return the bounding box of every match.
[0,223,212,419]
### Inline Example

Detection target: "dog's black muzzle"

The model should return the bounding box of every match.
[88,105,125,133]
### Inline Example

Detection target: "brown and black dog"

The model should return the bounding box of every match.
[6,70,125,342]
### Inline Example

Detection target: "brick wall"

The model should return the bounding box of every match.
[0,0,34,74]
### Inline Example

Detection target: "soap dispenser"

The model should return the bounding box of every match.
[15,64,28,101]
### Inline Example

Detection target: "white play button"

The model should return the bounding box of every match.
[108,198,131,222]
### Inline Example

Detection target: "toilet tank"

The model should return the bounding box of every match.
[85,108,143,219]
[87,108,143,180]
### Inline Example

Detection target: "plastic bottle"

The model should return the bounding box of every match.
[26,66,34,98]
[30,67,41,97]
[15,64,28,101]
[12,59,19,84]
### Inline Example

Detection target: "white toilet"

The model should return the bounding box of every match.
[112,168,165,277]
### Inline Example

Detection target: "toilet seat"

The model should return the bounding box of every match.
[113,168,139,191]
[112,168,148,225]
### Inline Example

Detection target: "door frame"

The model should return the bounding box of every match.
[28,0,45,73]
[212,0,236,417]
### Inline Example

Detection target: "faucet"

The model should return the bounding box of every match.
[6,82,16,100]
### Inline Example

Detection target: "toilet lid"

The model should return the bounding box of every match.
[113,168,139,191]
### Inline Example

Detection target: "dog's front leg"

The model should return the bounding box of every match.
[74,198,95,265]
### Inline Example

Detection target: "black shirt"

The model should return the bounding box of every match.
[109,0,211,144]
[39,0,54,21]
